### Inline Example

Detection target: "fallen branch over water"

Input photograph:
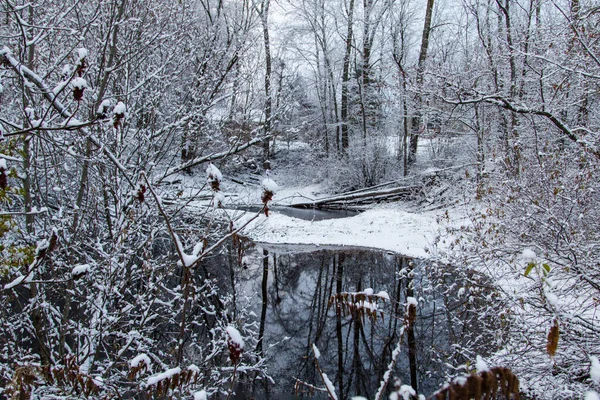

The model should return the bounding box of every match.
[290,185,424,209]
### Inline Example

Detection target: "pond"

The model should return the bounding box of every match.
[221,242,500,399]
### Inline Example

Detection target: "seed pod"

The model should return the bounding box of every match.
[0,168,6,190]
[547,319,559,357]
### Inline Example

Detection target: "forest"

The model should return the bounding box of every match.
[1,0,599,399]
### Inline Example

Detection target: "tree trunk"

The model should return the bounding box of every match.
[408,0,435,167]
[340,0,355,152]
[261,0,272,163]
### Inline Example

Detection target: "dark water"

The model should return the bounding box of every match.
[229,205,361,221]
[221,243,499,399]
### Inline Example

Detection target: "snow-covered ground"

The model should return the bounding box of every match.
[236,206,453,259]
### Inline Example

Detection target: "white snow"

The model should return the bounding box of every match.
[522,248,537,260]
[239,208,446,258]
[146,367,181,386]
[62,64,72,76]
[97,99,112,114]
[406,297,418,307]
[0,158,7,169]
[77,48,88,59]
[71,264,90,276]
[130,353,151,369]
[392,385,416,400]
[65,118,82,127]
[180,253,198,268]
[586,392,600,400]
[113,101,126,115]
[545,291,558,307]
[206,163,222,183]
[476,355,489,372]
[226,326,244,349]
[261,177,278,193]
[322,373,338,400]
[194,390,207,400]
[212,192,225,208]
[362,288,374,296]
[71,77,87,89]
[591,356,600,384]
[312,343,321,359]
[4,274,26,290]
[376,291,390,300]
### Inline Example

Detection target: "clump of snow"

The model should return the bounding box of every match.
[4,275,26,290]
[188,364,200,373]
[180,253,198,268]
[97,99,112,115]
[130,353,151,369]
[25,107,35,120]
[77,48,88,60]
[62,64,72,76]
[65,118,82,127]
[71,77,87,89]
[475,355,489,372]
[0,158,7,170]
[376,291,390,300]
[586,392,600,400]
[206,163,222,183]
[457,287,466,297]
[0,82,3,94]
[591,356,600,384]
[146,367,181,386]
[322,373,337,400]
[194,390,207,400]
[312,343,321,359]
[71,264,90,277]
[362,288,374,295]
[92,376,104,387]
[212,191,225,208]
[545,291,558,307]
[522,248,536,260]
[113,101,126,115]
[261,177,278,193]
[406,297,418,307]
[390,384,416,400]
[226,326,244,349]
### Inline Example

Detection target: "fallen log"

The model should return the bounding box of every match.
[290,185,423,209]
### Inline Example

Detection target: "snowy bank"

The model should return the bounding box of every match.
[239,207,449,258]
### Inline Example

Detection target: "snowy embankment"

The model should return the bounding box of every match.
[237,206,454,258]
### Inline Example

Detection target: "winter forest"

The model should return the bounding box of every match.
[1,0,600,398]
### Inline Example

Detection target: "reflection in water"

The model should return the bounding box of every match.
[229,205,361,221]
[228,245,426,399]
[216,242,500,399]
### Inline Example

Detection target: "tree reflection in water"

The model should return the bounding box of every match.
[219,243,502,399]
